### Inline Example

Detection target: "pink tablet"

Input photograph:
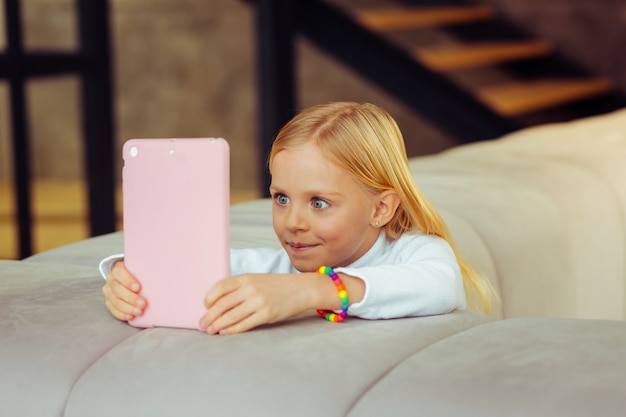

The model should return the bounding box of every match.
[122,138,230,329]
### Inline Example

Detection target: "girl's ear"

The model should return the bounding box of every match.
[372,190,401,227]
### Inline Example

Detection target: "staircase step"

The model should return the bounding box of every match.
[355,5,496,31]
[415,40,553,71]
[477,78,615,116]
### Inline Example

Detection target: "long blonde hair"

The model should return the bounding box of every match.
[269,102,500,316]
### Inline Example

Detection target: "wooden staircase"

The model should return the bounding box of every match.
[335,0,622,124]
[354,4,497,30]
[246,0,625,191]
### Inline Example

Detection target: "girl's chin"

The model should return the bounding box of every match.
[287,256,326,273]
[283,246,324,272]
[290,261,320,273]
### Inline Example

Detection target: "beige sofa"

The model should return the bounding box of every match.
[2,109,626,416]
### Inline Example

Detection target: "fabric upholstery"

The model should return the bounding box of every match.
[349,318,626,417]
[409,109,626,319]
[0,261,139,416]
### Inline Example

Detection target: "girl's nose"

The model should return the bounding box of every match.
[285,206,309,231]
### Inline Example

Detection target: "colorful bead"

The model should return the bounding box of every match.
[316,266,349,323]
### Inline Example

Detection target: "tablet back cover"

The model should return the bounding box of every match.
[122,138,230,329]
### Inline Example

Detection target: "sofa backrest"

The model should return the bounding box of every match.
[410,109,626,320]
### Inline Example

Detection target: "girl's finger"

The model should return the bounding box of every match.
[102,282,145,318]
[112,262,141,293]
[104,298,133,321]
[205,304,255,335]
[204,276,240,308]
[216,310,270,335]
[110,278,145,310]
[200,289,246,332]
[203,289,279,335]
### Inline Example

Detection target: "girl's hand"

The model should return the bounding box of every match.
[102,261,147,321]
[199,273,316,335]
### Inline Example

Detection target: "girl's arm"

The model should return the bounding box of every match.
[198,234,464,335]
[99,234,463,333]
[335,235,467,319]
[198,272,365,335]
[99,249,366,333]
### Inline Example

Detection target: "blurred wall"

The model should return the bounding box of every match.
[1,0,624,192]
[0,0,454,193]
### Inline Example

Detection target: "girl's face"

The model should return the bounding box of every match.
[269,142,381,272]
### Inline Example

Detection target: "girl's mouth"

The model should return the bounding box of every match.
[287,242,318,251]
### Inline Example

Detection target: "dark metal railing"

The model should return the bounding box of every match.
[1,0,116,258]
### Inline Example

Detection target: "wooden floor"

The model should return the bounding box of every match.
[0,180,259,260]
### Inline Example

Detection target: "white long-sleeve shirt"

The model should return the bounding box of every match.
[99,231,467,319]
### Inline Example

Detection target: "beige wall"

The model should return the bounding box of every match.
[0,0,454,193]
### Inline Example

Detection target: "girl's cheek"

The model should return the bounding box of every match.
[272,214,285,233]
[312,222,340,240]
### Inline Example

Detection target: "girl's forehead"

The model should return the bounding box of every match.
[270,145,370,197]
[271,143,330,169]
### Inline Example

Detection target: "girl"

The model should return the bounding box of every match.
[101,102,499,335]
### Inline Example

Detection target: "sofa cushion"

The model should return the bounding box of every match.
[348,318,626,417]
[0,257,493,417]
[62,311,492,417]
[0,260,139,417]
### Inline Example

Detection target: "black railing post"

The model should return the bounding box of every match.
[255,0,296,196]
[4,0,33,258]
[77,0,117,237]
[1,0,116,258]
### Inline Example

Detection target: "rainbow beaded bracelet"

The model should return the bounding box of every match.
[316,265,349,322]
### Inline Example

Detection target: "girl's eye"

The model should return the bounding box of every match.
[312,198,329,209]
[275,194,290,205]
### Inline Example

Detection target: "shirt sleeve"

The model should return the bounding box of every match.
[335,236,467,320]
[98,248,292,280]
[99,253,124,280]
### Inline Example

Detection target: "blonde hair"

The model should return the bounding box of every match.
[268,102,500,316]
